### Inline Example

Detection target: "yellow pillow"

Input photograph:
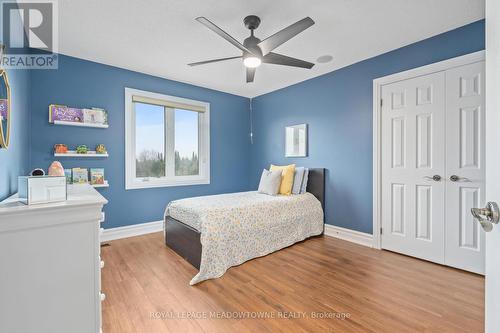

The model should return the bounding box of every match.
[270,164,296,195]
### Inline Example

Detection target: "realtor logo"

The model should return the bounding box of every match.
[1,1,58,69]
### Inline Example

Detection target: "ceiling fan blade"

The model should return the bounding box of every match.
[262,52,314,69]
[257,17,315,55]
[246,67,256,83]
[196,17,253,54]
[188,56,242,66]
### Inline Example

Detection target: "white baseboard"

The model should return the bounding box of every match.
[101,220,374,248]
[101,220,163,242]
[324,224,373,248]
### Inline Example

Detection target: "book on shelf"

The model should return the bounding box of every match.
[49,105,83,123]
[90,168,105,185]
[72,168,88,184]
[83,108,108,125]
[64,169,72,184]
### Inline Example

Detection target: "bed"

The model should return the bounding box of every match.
[164,168,325,285]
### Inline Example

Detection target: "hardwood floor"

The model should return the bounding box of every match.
[101,233,484,333]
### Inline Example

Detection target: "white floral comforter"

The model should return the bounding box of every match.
[164,191,324,285]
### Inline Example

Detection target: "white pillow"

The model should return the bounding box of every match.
[258,169,282,195]
[300,168,309,194]
[292,167,305,194]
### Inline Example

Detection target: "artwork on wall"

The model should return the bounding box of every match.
[285,124,308,157]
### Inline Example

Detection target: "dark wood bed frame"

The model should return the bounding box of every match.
[165,168,325,269]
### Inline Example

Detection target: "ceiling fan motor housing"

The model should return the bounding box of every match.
[244,15,261,30]
[243,35,262,57]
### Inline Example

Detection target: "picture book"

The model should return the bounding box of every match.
[49,105,83,123]
[83,108,108,125]
[90,168,105,185]
[72,168,88,184]
[64,169,72,184]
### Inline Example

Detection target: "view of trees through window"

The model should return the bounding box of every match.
[136,150,165,178]
[135,102,199,178]
[174,151,199,176]
[174,108,199,176]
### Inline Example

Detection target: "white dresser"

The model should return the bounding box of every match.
[0,184,107,333]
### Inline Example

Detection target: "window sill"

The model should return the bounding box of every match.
[125,178,210,190]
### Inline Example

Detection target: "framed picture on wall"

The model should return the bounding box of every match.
[285,123,307,157]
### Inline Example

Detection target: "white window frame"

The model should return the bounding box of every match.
[125,87,210,190]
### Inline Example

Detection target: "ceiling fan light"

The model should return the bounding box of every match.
[243,56,261,68]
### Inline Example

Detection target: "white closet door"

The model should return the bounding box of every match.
[445,61,486,274]
[381,72,446,263]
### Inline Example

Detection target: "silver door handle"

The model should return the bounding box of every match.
[450,175,471,182]
[424,175,441,181]
[471,202,500,232]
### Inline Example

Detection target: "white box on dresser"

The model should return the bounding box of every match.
[0,184,108,333]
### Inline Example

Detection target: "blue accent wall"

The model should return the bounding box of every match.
[30,55,251,228]
[0,0,31,201]
[0,67,31,200]
[251,20,485,234]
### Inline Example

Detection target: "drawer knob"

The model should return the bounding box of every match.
[100,292,106,302]
[100,260,105,269]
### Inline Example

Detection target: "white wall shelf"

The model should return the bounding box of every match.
[92,182,109,188]
[53,120,109,129]
[71,181,109,188]
[54,151,109,158]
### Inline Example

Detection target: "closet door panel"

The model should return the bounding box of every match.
[445,61,486,274]
[380,72,445,264]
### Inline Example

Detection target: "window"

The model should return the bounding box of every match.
[125,88,210,189]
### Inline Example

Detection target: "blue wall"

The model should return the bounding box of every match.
[251,20,485,234]
[0,0,31,200]
[30,55,251,228]
[0,67,31,200]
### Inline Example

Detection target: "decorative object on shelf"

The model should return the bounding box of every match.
[72,167,88,184]
[49,105,83,123]
[285,123,308,157]
[30,168,45,176]
[95,144,107,154]
[48,161,65,177]
[64,169,72,184]
[90,168,105,185]
[76,144,88,154]
[49,105,108,126]
[0,68,11,149]
[83,108,108,125]
[54,144,68,154]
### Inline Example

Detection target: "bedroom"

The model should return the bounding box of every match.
[0,0,498,332]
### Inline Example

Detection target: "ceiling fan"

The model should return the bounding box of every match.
[188,15,315,83]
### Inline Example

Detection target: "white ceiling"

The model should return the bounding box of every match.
[58,0,484,97]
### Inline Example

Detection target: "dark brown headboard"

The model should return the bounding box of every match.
[306,168,325,209]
